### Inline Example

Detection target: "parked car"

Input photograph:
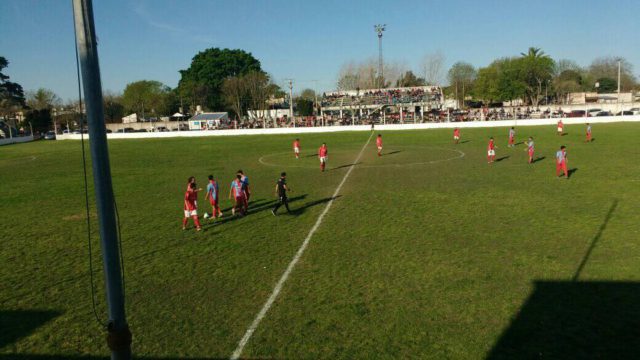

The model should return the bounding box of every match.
[586,108,602,117]
[615,110,633,116]
[629,108,640,115]
[567,110,586,118]
[116,127,135,133]
[43,131,56,140]
[595,111,612,117]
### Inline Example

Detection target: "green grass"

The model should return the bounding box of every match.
[1,123,639,359]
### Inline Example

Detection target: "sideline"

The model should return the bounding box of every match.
[229,132,374,360]
[55,116,640,140]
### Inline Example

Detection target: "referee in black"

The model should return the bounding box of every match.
[272,172,291,215]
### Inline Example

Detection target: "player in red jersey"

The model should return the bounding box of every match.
[204,174,222,219]
[293,138,301,159]
[183,182,202,231]
[186,176,195,191]
[229,174,246,216]
[556,145,568,178]
[586,123,592,142]
[557,119,564,135]
[525,137,535,164]
[376,134,383,156]
[487,137,497,163]
[453,128,461,144]
[508,127,516,147]
[318,143,328,171]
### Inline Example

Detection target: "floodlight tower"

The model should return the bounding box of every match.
[374,24,386,89]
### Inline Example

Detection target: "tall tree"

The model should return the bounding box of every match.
[26,88,61,110]
[299,88,316,102]
[178,48,262,112]
[448,62,476,108]
[422,52,445,86]
[588,57,637,91]
[396,71,426,87]
[0,56,26,120]
[519,47,555,106]
[122,80,172,118]
[103,91,125,123]
[221,76,247,120]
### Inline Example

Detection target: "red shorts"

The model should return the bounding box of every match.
[208,197,218,206]
[528,149,534,157]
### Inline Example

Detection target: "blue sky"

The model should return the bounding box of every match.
[1,0,638,101]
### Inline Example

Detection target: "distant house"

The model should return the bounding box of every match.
[188,112,229,130]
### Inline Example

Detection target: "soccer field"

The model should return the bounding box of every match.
[1,123,640,359]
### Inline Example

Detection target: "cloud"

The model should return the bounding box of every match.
[132,0,214,44]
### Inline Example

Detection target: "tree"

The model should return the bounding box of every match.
[554,70,583,102]
[588,57,637,91]
[295,98,314,116]
[336,59,406,90]
[244,71,271,119]
[299,88,316,102]
[595,77,617,93]
[26,88,61,110]
[448,62,476,108]
[518,47,555,106]
[396,71,426,87]
[473,58,527,104]
[221,76,247,120]
[422,52,445,86]
[24,108,52,133]
[122,80,172,118]
[103,91,125,123]
[178,48,262,112]
[0,56,26,119]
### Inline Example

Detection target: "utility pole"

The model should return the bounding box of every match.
[374,24,386,89]
[287,79,294,128]
[72,1,131,359]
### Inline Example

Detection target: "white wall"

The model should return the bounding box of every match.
[55,115,640,140]
[0,135,34,146]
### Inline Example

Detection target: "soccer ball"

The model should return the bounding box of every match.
[203,212,210,219]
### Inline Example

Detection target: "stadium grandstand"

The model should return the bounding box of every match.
[320,85,444,124]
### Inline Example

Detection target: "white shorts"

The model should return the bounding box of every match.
[557,127,563,132]
[487,150,495,156]
[294,147,300,153]
[454,136,460,140]
[377,146,382,150]
[319,156,327,163]
[184,209,198,217]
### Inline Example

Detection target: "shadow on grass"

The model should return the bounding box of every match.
[331,162,361,171]
[459,140,470,144]
[0,310,61,349]
[568,168,578,178]
[495,156,510,162]
[208,195,309,227]
[289,195,342,216]
[532,156,546,163]
[561,132,569,136]
[514,141,524,146]
[485,280,640,359]
[572,199,618,281]
[382,150,402,156]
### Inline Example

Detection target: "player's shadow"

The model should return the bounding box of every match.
[532,156,545,163]
[568,168,578,178]
[514,141,524,146]
[589,138,596,142]
[304,153,316,158]
[459,140,470,144]
[331,162,361,170]
[0,310,61,349]
[290,195,341,216]
[211,195,309,227]
[495,156,510,162]
[382,150,402,156]
[561,132,569,136]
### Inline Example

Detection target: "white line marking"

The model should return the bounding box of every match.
[230,132,374,360]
